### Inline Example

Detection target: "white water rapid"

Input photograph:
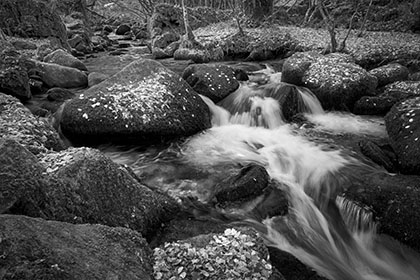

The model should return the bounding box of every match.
[104,71,420,280]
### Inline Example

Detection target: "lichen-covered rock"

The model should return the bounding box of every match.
[0,49,31,100]
[282,52,355,86]
[43,49,87,71]
[0,138,47,215]
[59,58,211,145]
[0,93,65,154]
[302,61,377,111]
[0,0,70,50]
[182,64,239,103]
[385,97,420,174]
[368,63,409,88]
[34,61,88,88]
[174,48,211,63]
[0,214,154,280]
[87,72,109,87]
[344,172,420,251]
[153,227,278,280]
[46,87,75,102]
[39,147,180,239]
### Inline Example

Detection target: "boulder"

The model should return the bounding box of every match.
[0,49,31,100]
[0,93,65,154]
[34,61,88,88]
[182,64,239,103]
[358,140,396,172]
[10,38,38,50]
[46,87,75,102]
[59,58,211,145]
[0,138,47,215]
[368,63,409,87]
[116,23,131,35]
[385,97,420,174]
[151,32,179,50]
[0,0,69,50]
[87,72,109,87]
[153,227,279,279]
[344,172,420,251]
[174,48,210,63]
[43,49,87,71]
[302,61,377,111]
[39,147,180,239]
[354,81,420,115]
[0,214,154,280]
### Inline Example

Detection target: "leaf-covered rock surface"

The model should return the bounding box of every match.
[0,214,154,280]
[0,93,65,155]
[59,58,211,145]
[368,63,409,88]
[153,227,279,280]
[385,97,420,174]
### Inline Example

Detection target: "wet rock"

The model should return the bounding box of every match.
[0,93,65,154]
[59,58,211,145]
[43,49,87,71]
[87,72,109,87]
[358,140,396,172]
[103,25,114,33]
[39,147,180,239]
[353,95,396,115]
[0,49,31,100]
[385,97,420,174]
[368,63,409,87]
[0,0,70,50]
[282,52,322,85]
[302,61,377,111]
[0,214,154,280]
[29,78,45,95]
[153,227,279,279]
[174,48,210,63]
[212,164,269,205]
[116,23,131,35]
[0,138,47,215]
[182,64,239,103]
[33,61,88,88]
[344,172,420,251]
[46,87,75,102]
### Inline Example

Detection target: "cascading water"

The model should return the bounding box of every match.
[103,70,420,280]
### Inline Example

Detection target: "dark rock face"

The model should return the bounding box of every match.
[59,59,211,145]
[368,63,409,87]
[43,49,88,71]
[40,147,180,239]
[0,0,69,50]
[0,214,154,280]
[182,64,239,103]
[358,140,396,172]
[0,93,65,154]
[212,164,269,204]
[344,172,420,251]
[302,61,377,111]
[385,97,420,174]
[0,138,47,215]
[116,23,131,35]
[0,49,31,100]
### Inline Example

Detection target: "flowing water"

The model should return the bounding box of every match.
[103,73,420,280]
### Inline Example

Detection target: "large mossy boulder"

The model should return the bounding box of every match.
[344,172,420,251]
[0,0,70,50]
[385,97,420,174]
[40,147,180,239]
[368,63,409,88]
[33,61,88,89]
[0,214,154,280]
[43,49,87,71]
[302,61,377,111]
[59,58,211,145]
[182,64,239,103]
[0,93,65,154]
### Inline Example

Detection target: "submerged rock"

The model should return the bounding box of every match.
[40,147,180,239]
[59,58,211,145]
[0,93,65,154]
[0,214,154,280]
[385,97,420,174]
[182,64,239,103]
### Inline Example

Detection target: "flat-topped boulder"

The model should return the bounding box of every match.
[59,58,211,145]
[0,215,154,280]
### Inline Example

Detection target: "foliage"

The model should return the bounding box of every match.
[153,228,272,280]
